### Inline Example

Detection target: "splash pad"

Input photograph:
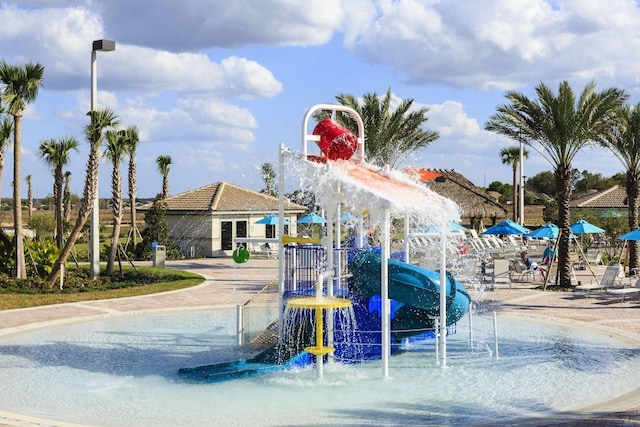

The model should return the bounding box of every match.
[179,104,470,382]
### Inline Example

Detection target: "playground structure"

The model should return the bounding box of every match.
[179,104,471,381]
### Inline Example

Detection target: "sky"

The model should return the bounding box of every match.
[2,0,640,200]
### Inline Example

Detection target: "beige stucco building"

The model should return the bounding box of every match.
[159,182,307,257]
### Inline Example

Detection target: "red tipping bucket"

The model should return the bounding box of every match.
[312,119,358,161]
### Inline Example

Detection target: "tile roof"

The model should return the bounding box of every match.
[570,185,628,208]
[157,182,307,213]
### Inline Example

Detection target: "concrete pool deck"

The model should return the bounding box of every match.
[0,257,640,426]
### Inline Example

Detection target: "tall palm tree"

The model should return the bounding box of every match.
[485,80,627,288]
[500,146,529,222]
[37,137,79,248]
[260,162,276,197]
[600,102,640,273]
[315,88,439,168]
[156,155,172,199]
[48,108,120,285]
[0,114,13,202]
[63,171,72,222]
[103,130,127,275]
[0,61,44,278]
[122,126,140,248]
[25,174,32,219]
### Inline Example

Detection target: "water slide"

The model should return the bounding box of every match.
[349,249,471,342]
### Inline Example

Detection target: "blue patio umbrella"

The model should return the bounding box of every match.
[255,214,289,225]
[483,219,530,235]
[423,221,467,234]
[570,219,604,234]
[526,222,559,239]
[618,229,640,241]
[339,212,356,222]
[297,213,327,224]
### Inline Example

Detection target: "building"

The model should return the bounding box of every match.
[153,182,307,257]
[418,169,507,229]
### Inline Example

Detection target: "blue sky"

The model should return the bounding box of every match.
[2,0,640,200]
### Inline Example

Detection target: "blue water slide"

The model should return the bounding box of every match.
[348,249,471,340]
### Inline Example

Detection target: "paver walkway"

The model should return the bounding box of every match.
[1,257,640,426]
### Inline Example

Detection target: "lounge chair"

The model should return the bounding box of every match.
[574,263,624,298]
[492,259,512,289]
[607,278,640,303]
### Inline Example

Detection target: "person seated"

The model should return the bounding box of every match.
[521,250,546,279]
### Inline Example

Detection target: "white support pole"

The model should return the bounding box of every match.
[381,209,391,378]
[468,302,474,349]
[236,304,244,346]
[493,311,500,359]
[277,144,287,339]
[404,212,410,264]
[519,139,525,226]
[439,234,447,367]
[89,49,100,279]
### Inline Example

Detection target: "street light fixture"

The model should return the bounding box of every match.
[90,39,115,278]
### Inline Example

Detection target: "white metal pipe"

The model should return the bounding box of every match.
[277,144,287,340]
[434,318,439,364]
[468,302,474,349]
[493,311,500,359]
[439,234,447,367]
[381,210,391,377]
[236,304,243,346]
[404,212,410,264]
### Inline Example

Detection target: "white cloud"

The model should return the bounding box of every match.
[344,0,640,90]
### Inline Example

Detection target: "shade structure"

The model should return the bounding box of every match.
[297,213,327,224]
[526,223,559,239]
[618,229,640,241]
[483,219,530,235]
[255,214,289,225]
[570,219,604,234]
[423,221,467,234]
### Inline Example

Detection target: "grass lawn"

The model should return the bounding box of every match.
[0,267,204,311]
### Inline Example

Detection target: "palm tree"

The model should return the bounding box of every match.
[103,129,127,275]
[0,111,12,202]
[25,174,32,219]
[63,171,72,222]
[122,126,140,248]
[0,61,44,278]
[315,88,439,168]
[156,155,172,199]
[48,108,120,285]
[485,80,627,288]
[37,136,79,248]
[600,102,640,273]
[260,162,276,197]
[500,146,529,222]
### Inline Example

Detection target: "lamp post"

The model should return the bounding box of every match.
[90,39,115,278]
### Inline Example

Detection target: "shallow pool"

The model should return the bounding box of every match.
[0,308,639,426]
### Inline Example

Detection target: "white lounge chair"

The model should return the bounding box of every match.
[492,259,511,289]
[574,263,624,298]
[607,278,640,303]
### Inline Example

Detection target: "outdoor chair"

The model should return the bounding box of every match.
[492,259,512,289]
[512,260,543,282]
[574,263,624,298]
[607,278,640,303]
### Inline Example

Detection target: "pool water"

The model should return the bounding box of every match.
[0,308,639,426]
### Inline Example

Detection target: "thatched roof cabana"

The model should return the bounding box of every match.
[420,169,507,228]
